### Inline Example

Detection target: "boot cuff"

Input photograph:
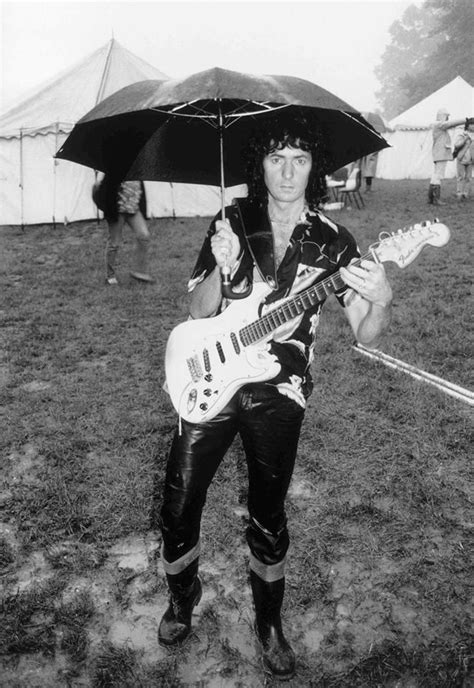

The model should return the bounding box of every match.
[250,553,286,582]
[161,540,200,575]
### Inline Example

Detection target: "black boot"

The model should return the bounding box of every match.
[250,570,295,680]
[428,184,436,204]
[158,558,202,646]
[432,184,445,206]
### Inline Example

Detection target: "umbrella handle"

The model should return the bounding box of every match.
[220,264,253,300]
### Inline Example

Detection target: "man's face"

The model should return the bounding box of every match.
[263,144,312,205]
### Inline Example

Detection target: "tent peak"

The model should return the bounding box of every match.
[0,40,169,135]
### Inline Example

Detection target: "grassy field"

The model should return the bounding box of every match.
[0,179,472,687]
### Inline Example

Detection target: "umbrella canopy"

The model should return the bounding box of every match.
[56,67,389,185]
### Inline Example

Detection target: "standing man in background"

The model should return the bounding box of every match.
[429,108,466,205]
[453,117,474,200]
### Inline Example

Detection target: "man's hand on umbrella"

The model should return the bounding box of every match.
[212,220,241,270]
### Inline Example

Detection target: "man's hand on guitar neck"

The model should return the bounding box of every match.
[340,259,392,308]
[340,258,393,348]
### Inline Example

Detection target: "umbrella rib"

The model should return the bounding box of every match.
[150,102,292,128]
[341,111,387,141]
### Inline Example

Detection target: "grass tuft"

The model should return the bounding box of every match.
[1,578,67,658]
[91,643,136,687]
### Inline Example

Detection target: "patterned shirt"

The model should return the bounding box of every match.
[117,181,143,214]
[188,199,360,407]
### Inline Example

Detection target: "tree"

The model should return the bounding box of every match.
[425,0,474,85]
[375,0,474,119]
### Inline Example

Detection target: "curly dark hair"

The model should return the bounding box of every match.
[244,112,330,210]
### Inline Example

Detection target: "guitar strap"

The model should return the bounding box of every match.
[233,198,279,290]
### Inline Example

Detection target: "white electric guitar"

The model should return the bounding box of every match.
[165,220,450,423]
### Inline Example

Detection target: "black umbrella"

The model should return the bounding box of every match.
[56,67,388,189]
[56,67,389,297]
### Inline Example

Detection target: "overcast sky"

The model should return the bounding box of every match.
[1,0,414,115]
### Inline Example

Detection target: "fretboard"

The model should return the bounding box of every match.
[239,254,371,346]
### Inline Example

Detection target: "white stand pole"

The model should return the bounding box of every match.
[353,344,474,406]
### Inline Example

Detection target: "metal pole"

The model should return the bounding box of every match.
[353,344,474,406]
[217,100,252,300]
[219,103,225,221]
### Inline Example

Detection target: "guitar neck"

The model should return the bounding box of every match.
[239,253,372,346]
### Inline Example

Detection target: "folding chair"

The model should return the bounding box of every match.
[338,168,365,209]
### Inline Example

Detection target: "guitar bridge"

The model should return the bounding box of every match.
[186,355,203,382]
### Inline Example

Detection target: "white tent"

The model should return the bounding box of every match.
[377,76,474,180]
[0,40,245,226]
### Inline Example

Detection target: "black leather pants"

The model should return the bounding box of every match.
[160,383,304,572]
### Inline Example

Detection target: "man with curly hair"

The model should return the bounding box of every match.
[156,115,393,680]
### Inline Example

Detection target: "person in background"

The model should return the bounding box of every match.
[453,117,474,201]
[155,115,393,680]
[428,108,466,206]
[93,174,155,285]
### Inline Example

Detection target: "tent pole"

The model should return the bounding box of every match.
[169,182,176,220]
[19,129,24,232]
[94,170,100,228]
[52,123,58,229]
[96,38,114,105]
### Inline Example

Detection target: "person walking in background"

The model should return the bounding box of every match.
[360,151,379,192]
[453,117,474,201]
[93,175,155,285]
[428,108,466,206]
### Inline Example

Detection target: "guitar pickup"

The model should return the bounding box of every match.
[186,355,203,382]
[216,340,225,363]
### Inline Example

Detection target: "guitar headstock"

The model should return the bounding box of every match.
[371,219,450,268]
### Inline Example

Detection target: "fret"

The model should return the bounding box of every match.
[266,311,281,330]
[329,274,343,290]
[244,323,258,344]
[240,328,250,346]
[322,281,333,295]
[293,298,304,314]
[301,293,311,309]
[275,309,285,326]
[314,283,326,300]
